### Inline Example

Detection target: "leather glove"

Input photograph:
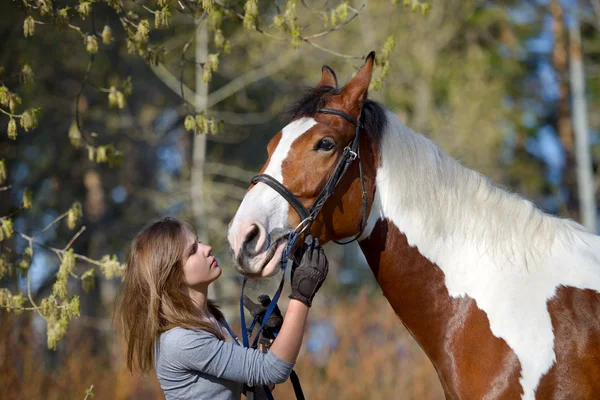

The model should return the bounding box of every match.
[289,235,329,307]
[243,294,283,339]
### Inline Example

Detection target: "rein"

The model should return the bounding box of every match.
[238,107,369,400]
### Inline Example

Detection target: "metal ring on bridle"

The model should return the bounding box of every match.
[293,216,314,236]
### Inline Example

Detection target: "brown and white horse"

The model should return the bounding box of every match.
[227,54,600,399]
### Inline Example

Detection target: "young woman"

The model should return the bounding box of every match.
[115,217,328,400]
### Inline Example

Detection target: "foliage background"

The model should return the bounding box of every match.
[1,0,599,398]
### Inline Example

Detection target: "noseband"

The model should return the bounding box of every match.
[251,108,369,245]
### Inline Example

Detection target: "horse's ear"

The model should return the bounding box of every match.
[316,65,338,89]
[341,51,375,109]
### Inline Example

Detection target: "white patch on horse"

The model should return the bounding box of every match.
[362,110,600,400]
[228,118,317,251]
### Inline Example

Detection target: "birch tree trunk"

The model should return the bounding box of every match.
[569,12,597,232]
[191,25,208,242]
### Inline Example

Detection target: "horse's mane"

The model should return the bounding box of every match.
[376,110,589,270]
[283,86,590,269]
[283,86,388,141]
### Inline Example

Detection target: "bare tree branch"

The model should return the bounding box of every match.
[205,161,257,182]
[303,5,365,40]
[63,226,86,251]
[207,53,300,108]
[151,51,301,111]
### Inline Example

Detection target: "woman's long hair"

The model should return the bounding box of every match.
[115,217,225,373]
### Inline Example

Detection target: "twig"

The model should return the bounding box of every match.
[75,57,95,145]
[180,21,203,113]
[68,24,86,37]
[151,63,196,107]
[152,52,299,111]
[1,304,71,312]
[86,80,112,93]
[303,40,364,59]
[302,5,365,40]
[206,53,300,108]
[42,211,69,233]
[300,0,319,13]
[0,108,21,118]
[16,231,107,269]
[273,0,282,15]
[1,207,23,221]
[142,5,157,14]
[210,107,281,125]
[182,58,206,66]
[205,161,257,182]
[213,0,286,41]
[215,0,363,58]
[24,240,43,317]
[63,226,86,251]
[83,385,95,400]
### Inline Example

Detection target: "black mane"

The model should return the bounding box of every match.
[283,85,388,140]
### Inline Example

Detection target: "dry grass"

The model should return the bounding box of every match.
[274,291,444,400]
[0,291,443,400]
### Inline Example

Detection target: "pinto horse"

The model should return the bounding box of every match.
[227,53,600,399]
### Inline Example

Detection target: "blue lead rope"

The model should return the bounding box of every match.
[239,231,303,400]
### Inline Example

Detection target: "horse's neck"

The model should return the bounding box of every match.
[358,218,460,365]
[357,114,600,398]
[358,217,524,397]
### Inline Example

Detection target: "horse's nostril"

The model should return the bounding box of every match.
[242,224,261,257]
[247,224,259,243]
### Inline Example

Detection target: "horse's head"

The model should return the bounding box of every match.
[228,53,380,277]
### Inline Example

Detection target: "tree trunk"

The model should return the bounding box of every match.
[192,24,208,242]
[569,11,597,232]
[551,0,574,154]
[550,0,579,219]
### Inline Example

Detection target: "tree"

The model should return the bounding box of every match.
[0,0,431,351]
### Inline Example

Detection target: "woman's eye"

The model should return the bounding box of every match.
[316,138,336,152]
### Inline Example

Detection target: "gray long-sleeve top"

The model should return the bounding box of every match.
[154,325,295,400]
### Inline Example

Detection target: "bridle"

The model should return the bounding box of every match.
[239,107,370,400]
[251,107,370,245]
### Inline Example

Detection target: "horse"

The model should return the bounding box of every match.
[227,52,600,399]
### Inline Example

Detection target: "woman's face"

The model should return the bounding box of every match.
[181,230,221,289]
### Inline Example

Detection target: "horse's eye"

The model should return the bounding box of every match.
[315,138,336,152]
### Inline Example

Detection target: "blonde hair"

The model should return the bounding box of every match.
[115,217,225,374]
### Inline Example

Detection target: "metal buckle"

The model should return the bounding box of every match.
[348,149,358,161]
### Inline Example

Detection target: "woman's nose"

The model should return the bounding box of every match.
[201,243,212,256]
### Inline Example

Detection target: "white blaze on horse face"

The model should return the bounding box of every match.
[228,117,317,269]
[362,110,600,400]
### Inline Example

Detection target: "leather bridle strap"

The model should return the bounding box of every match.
[250,174,310,222]
[315,108,368,245]
[316,107,359,126]
[251,107,368,244]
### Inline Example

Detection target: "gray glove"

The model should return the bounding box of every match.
[289,235,328,307]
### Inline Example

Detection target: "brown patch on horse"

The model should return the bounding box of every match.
[535,286,600,399]
[360,219,524,399]
[280,53,380,241]
[280,110,378,241]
